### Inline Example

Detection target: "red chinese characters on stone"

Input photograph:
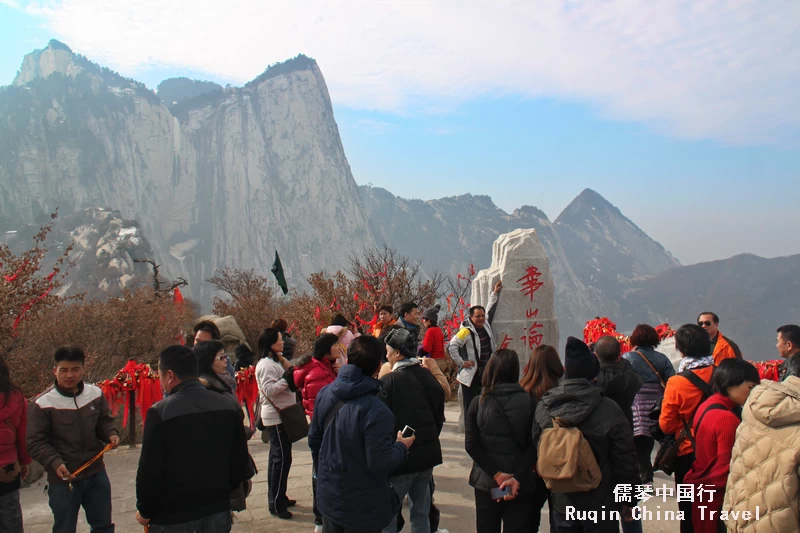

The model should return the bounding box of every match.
[521,309,544,349]
[517,266,544,302]
[499,334,513,350]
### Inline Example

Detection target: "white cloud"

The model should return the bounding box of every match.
[10,0,800,144]
[354,119,393,135]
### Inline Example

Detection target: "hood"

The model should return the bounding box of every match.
[749,376,800,428]
[0,389,23,420]
[597,359,638,395]
[325,325,347,336]
[329,364,381,401]
[536,379,603,427]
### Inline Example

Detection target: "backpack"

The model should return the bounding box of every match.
[536,416,602,492]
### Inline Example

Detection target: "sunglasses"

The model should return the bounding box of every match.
[215,354,229,361]
[698,321,714,327]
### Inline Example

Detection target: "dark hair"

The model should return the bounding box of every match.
[330,314,350,328]
[713,358,760,396]
[193,320,221,340]
[192,340,225,375]
[630,324,660,349]
[777,325,800,347]
[481,349,520,402]
[594,336,621,363]
[314,333,340,360]
[54,346,85,364]
[398,302,418,318]
[519,345,563,400]
[272,318,288,332]
[697,312,720,325]
[347,336,385,377]
[378,304,393,315]
[159,345,199,380]
[0,357,21,407]
[258,328,282,362]
[469,305,486,317]
[675,324,711,359]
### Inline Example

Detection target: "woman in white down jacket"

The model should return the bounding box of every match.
[255,327,297,520]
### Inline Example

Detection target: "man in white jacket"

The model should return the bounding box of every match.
[448,281,502,416]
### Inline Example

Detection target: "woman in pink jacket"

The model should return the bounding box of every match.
[0,357,31,533]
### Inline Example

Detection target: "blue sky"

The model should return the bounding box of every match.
[2,1,799,265]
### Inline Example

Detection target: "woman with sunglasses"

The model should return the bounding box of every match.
[193,340,237,403]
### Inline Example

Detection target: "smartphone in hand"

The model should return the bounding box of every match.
[401,425,415,438]
[490,486,511,499]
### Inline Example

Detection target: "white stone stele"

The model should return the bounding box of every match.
[471,228,560,377]
[658,336,682,372]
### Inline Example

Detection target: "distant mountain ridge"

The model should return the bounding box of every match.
[2,41,796,358]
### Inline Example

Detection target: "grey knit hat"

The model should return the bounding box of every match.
[384,328,417,358]
[422,304,440,324]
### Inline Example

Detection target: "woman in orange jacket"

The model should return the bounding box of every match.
[659,324,715,533]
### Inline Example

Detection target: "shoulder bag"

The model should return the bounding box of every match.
[264,395,309,443]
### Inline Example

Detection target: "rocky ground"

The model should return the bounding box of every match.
[21,403,681,532]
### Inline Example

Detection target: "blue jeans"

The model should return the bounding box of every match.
[0,489,23,533]
[48,470,114,533]
[148,511,232,533]
[383,468,433,533]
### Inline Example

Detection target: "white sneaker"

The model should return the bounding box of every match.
[314,526,323,533]
[436,529,450,533]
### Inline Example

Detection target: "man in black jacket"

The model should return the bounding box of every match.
[535,337,640,533]
[380,329,446,533]
[594,336,643,428]
[135,345,249,532]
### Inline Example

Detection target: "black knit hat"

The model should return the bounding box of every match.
[564,336,599,380]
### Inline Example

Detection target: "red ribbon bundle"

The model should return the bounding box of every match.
[584,317,619,345]
[753,360,782,382]
[98,360,163,427]
[235,367,259,425]
[655,324,676,340]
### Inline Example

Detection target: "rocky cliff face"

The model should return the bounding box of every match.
[359,185,602,336]
[3,207,156,299]
[554,188,681,317]
[1,41,374,306]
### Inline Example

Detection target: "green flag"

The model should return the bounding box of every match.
[271,251,288,295]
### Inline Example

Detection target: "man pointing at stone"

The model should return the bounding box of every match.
[449,280,502,415]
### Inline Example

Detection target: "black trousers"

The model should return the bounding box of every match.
[461,371,483,413]
[674,453,695,533]
[265,424,293,513]
[312,455,322,525]
[530,479,554,532]
[475,488,531,533]
[322,517,379,533]
[634,436,655,484]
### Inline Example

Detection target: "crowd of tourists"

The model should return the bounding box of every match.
[1,290,800,533]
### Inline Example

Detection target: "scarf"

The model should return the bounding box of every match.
[678,355,714,373]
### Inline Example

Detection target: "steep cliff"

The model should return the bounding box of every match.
[359,185,602,336]
[1,41,375,305]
